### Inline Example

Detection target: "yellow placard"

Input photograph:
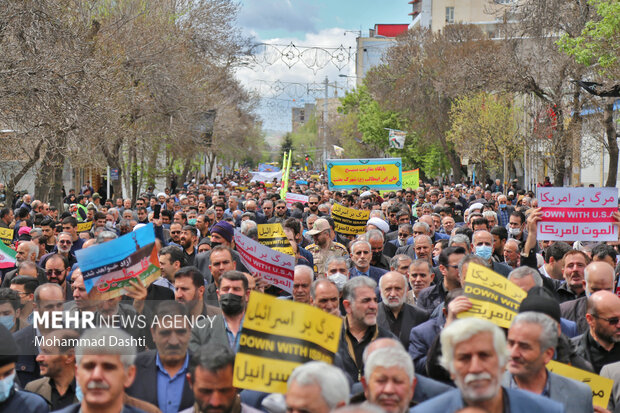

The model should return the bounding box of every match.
[310,175,320,180]
[547,360,612,408]
[331,203,370,235]
[402,169,419,189]
[77,221,93,233]
[233,292,343,394]
[257,223,294,256]
[0,228,13,246]
[329,163,401,189]
[457,263,527,329]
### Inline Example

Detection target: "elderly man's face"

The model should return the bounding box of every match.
[451,332,502,403]
[76,354,135,409]
[286,380,331,413]
[364,365,415,413]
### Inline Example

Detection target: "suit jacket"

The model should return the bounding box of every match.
[501,370,592,413]
[349,266,387,284]
[13,324,40,387]
[411,387,565,413]
[125,350,194,412]
[560,296,588,335]
[376,302,429,349]
[189,313,230,354]
[1,265,48,287]
[601,361,620,412]
[492,260,513,277]
[408,313,444,374]
[25,376,78,409]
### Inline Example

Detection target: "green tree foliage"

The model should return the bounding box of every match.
[558,0,620,78]
[446,92,522,181]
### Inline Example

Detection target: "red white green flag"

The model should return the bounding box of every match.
[0,243,16,269]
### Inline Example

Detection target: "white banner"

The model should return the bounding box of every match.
[285,193,309,208]
[250,171,283,182]
[234,230,294,293]
[538,187,618,241]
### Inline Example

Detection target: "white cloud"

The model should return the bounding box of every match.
[236,27,358,132]
[238,0,319,34]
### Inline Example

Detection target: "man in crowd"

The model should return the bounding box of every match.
[306,218,348,277]
[286,361,349,413]
[182,344,262,413]
[377,271,429,348]
[412,317,564,412]
[503,312,593,413]
[337,276,393,384]
[572,290,620,373]
[292,265,313,304]
[348,240,387,283]
[126,301,194,413]
[311,279,341,316]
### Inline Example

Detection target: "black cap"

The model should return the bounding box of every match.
[519,291,561,324]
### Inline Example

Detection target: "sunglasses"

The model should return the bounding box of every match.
[593,315,620,325]
[46,269,64,276]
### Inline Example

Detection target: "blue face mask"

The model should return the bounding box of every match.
[499,204,507,209]
[75,382,83,402]
[0,315,14,331]
[0,372,15,402]
[188,218,197,226]
[475,245,493,261]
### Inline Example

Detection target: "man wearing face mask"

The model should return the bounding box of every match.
[0,289,23,333]
[497,194,514,227]
[189,271,251,354]
[507,211,527,244]
[471,230,512,277]
[0,323,48,412]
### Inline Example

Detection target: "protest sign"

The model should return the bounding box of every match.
[75,223,160,300]
[257,223,294,256]
[546,360,612,408]
[76,221,93,233]
[538,187,618,241]
[234,229,294,294]
[332,203,370,235]
[402,169,420,189]
[0,228,13,246]
[327,158,402,191]
[458,263,527,329]
[388,129,406,149]
[285,193,308,208]
[258,163,280,172]
[250,171,282,183]
[233,291,342,394]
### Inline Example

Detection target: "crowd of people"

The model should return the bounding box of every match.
[0,172,618,413]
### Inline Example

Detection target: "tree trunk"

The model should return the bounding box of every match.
[5,140,43,209]
[129,139,138,203]
[48,135,67,211]
[101,137,124,200]
[604,98,619,187]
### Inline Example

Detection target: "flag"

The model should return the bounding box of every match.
[388,129,407,149]
[333,145,344,157]
[0,243,16,269]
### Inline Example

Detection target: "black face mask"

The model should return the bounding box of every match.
[372,251,383,262]
[219,293,244,315]
[210,241,222,249]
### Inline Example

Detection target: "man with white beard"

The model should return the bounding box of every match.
[412,318,564,413]
[376,272,429,349]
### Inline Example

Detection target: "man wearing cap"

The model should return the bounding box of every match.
[306,218,348,278]
[0,324,48,411]
[195,221,247,284]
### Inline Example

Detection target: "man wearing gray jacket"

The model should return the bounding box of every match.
[502,311,593,413]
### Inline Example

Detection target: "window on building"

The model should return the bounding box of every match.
[445,7,454,23]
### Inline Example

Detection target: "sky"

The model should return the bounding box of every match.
[234,0,412,135]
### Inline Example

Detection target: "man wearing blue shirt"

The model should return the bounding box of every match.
[126,301,194,413]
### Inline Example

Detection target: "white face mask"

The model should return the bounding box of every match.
[508,227,522,237]
[327,273,347,291]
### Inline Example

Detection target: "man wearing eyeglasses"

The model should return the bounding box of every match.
[572,290,620,374]
[38,232,76,270]
[44,254,71,300]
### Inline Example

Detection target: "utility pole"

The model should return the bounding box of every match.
[323,76,328,169]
